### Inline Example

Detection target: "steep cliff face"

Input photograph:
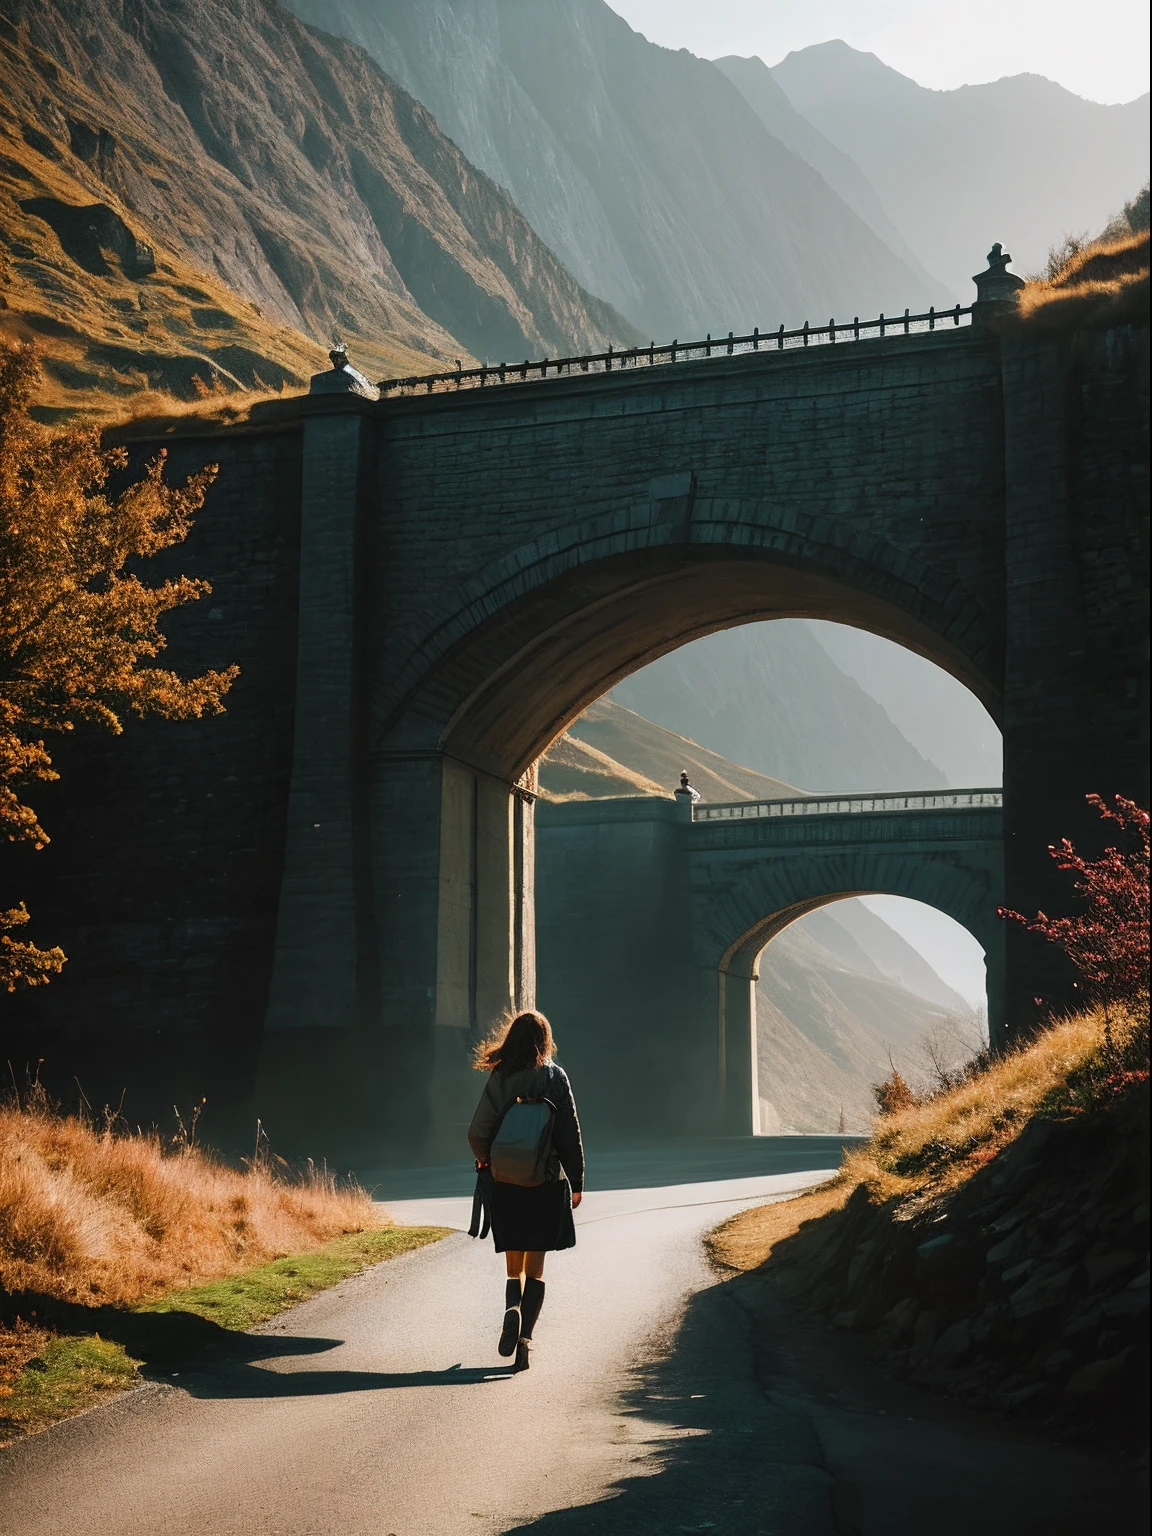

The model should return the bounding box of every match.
[0,0,634,389]
[772,41,1151,297]
[286,0,941,339]
[711,53,940,293]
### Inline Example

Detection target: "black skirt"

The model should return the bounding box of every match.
[489,1176,576,1253]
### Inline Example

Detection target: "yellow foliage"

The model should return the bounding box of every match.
[0,338,237,986]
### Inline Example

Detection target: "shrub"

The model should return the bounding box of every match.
[1000,793,1149,1010]
[872,1067,919,1117]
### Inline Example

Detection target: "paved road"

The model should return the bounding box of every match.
[3,1141,1141,1535]
[0,1156,840,1536]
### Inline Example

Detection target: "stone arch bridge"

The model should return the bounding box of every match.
[11,268,1147,1154]
[534,790,1004,1137]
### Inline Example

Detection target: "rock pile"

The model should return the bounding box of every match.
[776,1087,1149,1444]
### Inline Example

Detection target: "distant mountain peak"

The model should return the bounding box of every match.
[771,38,1149,296]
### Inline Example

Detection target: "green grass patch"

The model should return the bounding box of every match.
[137,1225,450,1331]
[0,1225,450,1443]
[0,1333,141,1443]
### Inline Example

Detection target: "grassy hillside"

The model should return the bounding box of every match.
[1016,223,1149,333]
[711,1005,1149,1440]
[0,96,332,424]
[0,1087,447,1440]
[0,0,636,424]
[541,697,802,803]
[0,1089,380,1307]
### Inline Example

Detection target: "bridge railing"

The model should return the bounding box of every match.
[693,788,1003,822]
[377,304,975,396]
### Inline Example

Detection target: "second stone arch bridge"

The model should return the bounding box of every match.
[535,788,1005,1137]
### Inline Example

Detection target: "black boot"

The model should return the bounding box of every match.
[514,1278,545,1372]
[498,1278,522,1358]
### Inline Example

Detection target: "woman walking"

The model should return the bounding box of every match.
[468,1010,584,1372]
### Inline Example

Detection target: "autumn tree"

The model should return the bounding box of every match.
[0,340,237,991]
[999,794,1150,1007]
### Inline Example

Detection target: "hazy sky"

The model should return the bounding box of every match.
[860,897,987,1010]
[607,0,1150,105]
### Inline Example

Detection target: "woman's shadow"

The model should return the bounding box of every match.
[2,1290,515,1400]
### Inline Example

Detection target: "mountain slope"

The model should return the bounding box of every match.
[0,0,635,397]
[771,41,1151,297]
[809,900,973,1015]
[286,0,942,339]
[542,697,802,803]
[610,623,949,793]
[805,621,1002,789]
[0,44,335,421]
[711,52,941,292]
[755,925,971,1133]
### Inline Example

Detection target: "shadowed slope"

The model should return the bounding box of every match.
[286,0,940,337]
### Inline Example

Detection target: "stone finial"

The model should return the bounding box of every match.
[674,770,701,805]
[309,338,379,400]
[972,243,1025,316]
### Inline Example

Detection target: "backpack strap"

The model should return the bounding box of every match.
[468,1167,493,1239]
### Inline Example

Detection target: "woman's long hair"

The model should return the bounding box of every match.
[473,1010,555,1074]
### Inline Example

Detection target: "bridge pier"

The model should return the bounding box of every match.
[418,757,537,1156]
[717,957,758,1136]
[254,406,382,1151]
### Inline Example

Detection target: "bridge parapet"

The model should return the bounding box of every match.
[377,303,974,396]
[694,788,1003,822]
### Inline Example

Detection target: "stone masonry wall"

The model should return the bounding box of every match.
[4,426,303,1134]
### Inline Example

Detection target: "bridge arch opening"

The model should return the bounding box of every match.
[380,521,1002,783]
[717,891,995,1138]
[378,526,1005,1138]
[522,614,1004,1142]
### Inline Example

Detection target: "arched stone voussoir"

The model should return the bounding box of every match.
[692,843,1004,975]
[372,499,1002,765]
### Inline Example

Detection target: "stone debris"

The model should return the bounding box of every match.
[771,1089,1149,1445]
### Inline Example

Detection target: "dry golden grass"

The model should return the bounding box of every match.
[847,1004,1139,1200]
[1016,228,1149,329]
[711,1006,1141,1274]
[0,1098,383,1306]
[707,1180,851,1274]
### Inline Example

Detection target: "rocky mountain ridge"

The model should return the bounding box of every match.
[0,0,635,408]
[286,0,941,339]
[770,40,1150,297]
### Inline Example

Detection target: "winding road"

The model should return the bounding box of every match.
[0,1140,1140,1535]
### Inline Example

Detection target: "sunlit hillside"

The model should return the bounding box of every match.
[540,697,802,803]
[0,0,635,429]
